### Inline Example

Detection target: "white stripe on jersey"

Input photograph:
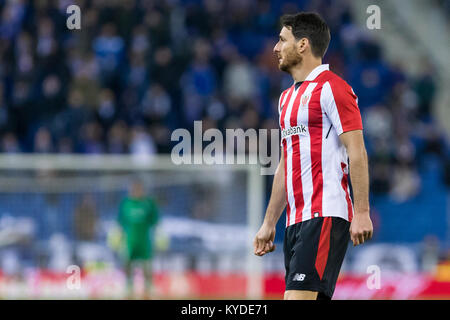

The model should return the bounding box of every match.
[321,82,344,135]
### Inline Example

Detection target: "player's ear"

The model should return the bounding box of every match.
[296,38,308,55]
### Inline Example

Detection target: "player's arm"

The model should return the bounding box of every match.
[339,130,373,246]
[322,79,373,246]
[254,148,286,256]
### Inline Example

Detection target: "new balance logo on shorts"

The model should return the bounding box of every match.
[293,273,306,281]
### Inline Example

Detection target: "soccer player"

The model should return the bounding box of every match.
[118,179,159,299]
[253,12,373,300]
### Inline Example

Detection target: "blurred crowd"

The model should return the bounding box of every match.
[437,0,450,16]
[0,0,448,202]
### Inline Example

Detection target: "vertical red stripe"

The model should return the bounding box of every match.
[341,163,353,222]
[315,217,332,280]
[309,86,324,218]
[280,87,294,226]
[278,90,288,120]
[290,85,308,224]
[279,87,293,131]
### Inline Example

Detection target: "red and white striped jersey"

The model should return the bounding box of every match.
[278,64,363,227]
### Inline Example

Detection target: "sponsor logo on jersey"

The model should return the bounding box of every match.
[281,125,308,140]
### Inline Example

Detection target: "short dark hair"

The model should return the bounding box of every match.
[280,12,330,58]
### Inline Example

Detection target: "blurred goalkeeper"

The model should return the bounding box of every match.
[117,179,159,299]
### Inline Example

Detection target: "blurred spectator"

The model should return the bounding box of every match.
[107,120,129,154]
[181,38,217,123]
[73,194,98,242]
[390,138,421,202]
[415,60,436,121]
[0,0,26,40]
[33,127,53,153]
[57,136,74,154]
[52,88,92,144]
[14,31,35,78]
[38,74,66,122]
[79,121,105,154]
[36,17,57,60]
[129,125,156,156]
[1,132,21,153]
[223,53,257,102]
[40,193,65,240]
[96,88,117,129]
[140,84,172,125]
[47,233,72,271]
[93,23,125,88]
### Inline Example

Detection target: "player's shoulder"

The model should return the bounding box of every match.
[317,70,352,90]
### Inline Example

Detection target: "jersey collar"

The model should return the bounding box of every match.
[304,64,329,81]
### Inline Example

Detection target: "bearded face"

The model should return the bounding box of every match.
[278,44,302,72]
[274,26,303,73]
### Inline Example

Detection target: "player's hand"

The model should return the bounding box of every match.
[253,223,276,256]
[349,212,373,246]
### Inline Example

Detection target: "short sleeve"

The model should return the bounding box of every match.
[321,80,363,136]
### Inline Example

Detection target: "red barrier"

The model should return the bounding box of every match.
[0,269,449,299]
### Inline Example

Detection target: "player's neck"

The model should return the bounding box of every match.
[290,57,323,83]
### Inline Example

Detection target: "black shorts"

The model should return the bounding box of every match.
[283,216,350,299]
